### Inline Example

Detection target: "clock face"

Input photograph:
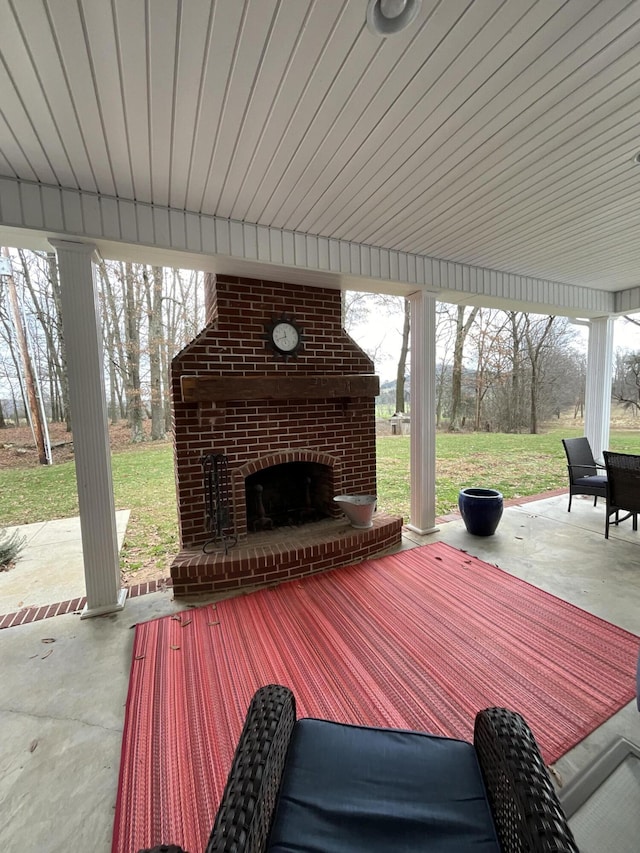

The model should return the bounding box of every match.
[265,314,303,359]
[271,321,300,353]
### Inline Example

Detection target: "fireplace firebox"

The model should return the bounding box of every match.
[245,461,332,531]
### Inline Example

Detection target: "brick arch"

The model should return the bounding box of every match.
[237,450,342,480]
[231,450,343,538]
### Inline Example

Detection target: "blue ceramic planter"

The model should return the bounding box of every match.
[458,487,504,536]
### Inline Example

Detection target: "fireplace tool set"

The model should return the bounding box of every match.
[201,453,237,555]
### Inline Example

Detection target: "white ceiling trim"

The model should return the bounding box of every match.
[614,286,640,315]
[0,176,622,318]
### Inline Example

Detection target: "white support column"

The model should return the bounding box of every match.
[584,316,614,462]
[50,240,126,618]
[407,291,438,535]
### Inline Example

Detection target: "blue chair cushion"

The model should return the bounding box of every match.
[574,475,606,488]
[267,718,502,853]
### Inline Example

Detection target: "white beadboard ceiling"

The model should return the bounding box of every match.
[2,0,640,298]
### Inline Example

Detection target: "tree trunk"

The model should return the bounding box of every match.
[97,259,128,424]
[147,266,166,440]
[449,311,464,430]
[108,358,118,424]
[474,368,484,431]
[2,247,49,463]
[449,306,478,431]
[48,372,57,421]
[162,269,179,432]
[160,329,172,433]
[0,315,28,424]
[124,262,144,442]
[395,299,410,413]
[204,272,217,325]
[18,249,69,428]
[508,312,523,432]
[530,358,538,434]
[10,387,20,425]
[45,251,71,430]
[435,365,446,429]
[524,315,555,434]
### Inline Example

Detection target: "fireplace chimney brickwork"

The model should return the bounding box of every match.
[169,275,402,594]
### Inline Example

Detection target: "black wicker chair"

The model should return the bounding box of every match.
[562,436,607,512]
[141,684,578,853]
[603,450,640,539]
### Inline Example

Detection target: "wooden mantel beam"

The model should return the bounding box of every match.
[181,374,380,403]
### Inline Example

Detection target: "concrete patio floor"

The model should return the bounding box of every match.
[1,493,639,852]
[0,511,130,613]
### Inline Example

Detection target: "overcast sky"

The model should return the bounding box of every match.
[348,309,640,383]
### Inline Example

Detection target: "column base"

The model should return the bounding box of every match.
[406,523,439,535]
[80,587,128,619]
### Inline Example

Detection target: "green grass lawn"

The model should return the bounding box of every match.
[2,426,640,577]
[378,427,640,518]
[1,444,179,576]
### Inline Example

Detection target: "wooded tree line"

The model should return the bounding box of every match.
[0,248,205,448]
[345,294,639,434]
[1,248,638,457]
[434,305,585,434]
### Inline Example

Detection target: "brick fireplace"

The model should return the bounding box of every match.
[169,274,403,596]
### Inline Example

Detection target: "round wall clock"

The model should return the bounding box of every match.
[265,314,304,359]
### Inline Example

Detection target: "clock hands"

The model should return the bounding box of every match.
[272,322,299,351]
[266,316,302,358]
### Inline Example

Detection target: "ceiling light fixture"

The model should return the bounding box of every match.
[366,0,422,37]
[633,152,640,165]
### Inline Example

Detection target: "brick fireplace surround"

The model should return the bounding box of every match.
[169,275,403,596]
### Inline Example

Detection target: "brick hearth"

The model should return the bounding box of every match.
[171,515,403,596]
[169,274,403,595]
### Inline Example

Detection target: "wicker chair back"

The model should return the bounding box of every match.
[603,450,640,539]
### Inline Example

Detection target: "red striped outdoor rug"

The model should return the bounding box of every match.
[113,541,639,853]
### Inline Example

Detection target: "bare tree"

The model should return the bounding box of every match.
[97,259,128,423]
[45,252,70,428]
[395,299,410,413]
[0,253,209,444]
[523,315,556,434]
[342,291,373,332]
[541,339,585,421]
[0,280,25,423]
[500,312,528,432]
[612,350,640,414]
[123,262,144,442]
[573,351,586,418]
[449,305,479,430]
[161,272,179,433]
[145,266,166,440]
[161,267,205,430]
[467,309,510,431]
[434,304,456,428]
[204,272,216,324]
[17,250,70,429]
[1,247,48,462]
[344,291,411,410]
